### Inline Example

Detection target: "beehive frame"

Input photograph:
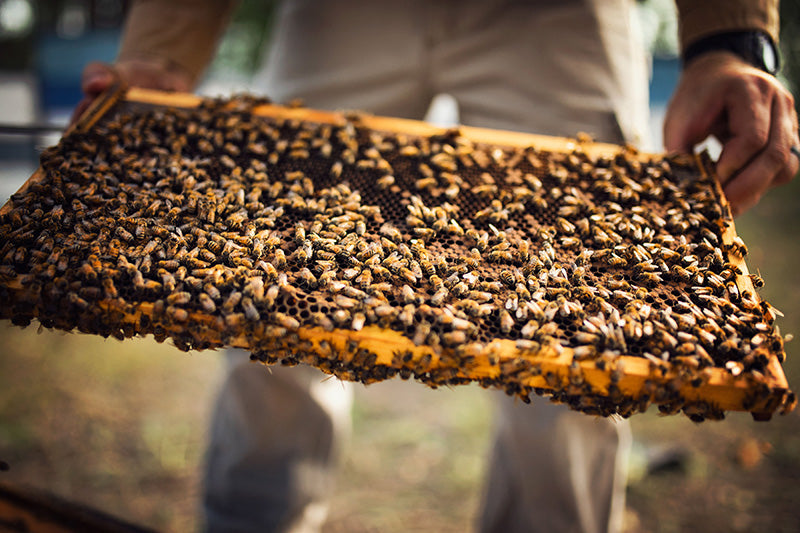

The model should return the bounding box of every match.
[0,83,794,421]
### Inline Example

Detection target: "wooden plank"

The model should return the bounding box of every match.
[126,87,632,159]
[0,482,155,533]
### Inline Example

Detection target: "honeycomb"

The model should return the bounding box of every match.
[0,88,794,421]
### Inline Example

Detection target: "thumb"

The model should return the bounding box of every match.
[81,62,116,96]
[663,96,715,153]
[663,105,692,153]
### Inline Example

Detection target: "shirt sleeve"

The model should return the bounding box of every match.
[117,0,239,86]
[675,0,779,51]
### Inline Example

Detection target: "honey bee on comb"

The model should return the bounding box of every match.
[0,87,794,422]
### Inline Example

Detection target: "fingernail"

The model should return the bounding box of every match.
[85,67,112,87]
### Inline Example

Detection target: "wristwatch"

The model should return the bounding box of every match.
[682,30,779,76]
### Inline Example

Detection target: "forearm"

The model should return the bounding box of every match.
[117,0,239,88]
[675,0,779,50]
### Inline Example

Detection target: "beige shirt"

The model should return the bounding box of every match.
[118,0,780,87]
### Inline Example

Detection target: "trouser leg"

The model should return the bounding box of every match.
[479,398,632,533]
[428,2,649,531]
[205,3,437,532]
[203,352,353,533]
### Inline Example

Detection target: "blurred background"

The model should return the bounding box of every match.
[1,1,799,531]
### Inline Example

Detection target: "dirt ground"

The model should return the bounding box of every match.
[1,180,799,532]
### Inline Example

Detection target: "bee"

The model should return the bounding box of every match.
[379,223,403,242]
[115,226,134,242]
[397,304,416,328]
[241,297,260,321]
[167,306,189,322]
[274,312,300,330]
[101,276,118,298]
[560,236,582,249]
[749,273,764,288]
[394,284,414,305]
[333,293,359,309]
[203,283,221,301]
[414,177,436,191]
[493,269,515,288]
[430,288,449,306]
[311,312,334,332]
[330,161,343,178]
[290,223,306,244]
[488,249,513,263]
[351,312,366,331]
[369,304,393,320]
[167,291,192,305]
[477,233,490,252]
[555,217,575,234]
[636,271,661,287]
[410,227,434,241]
[499,309,515,334]
[296,267,317,290]
[472,183,498,197]
[323,308,347,326]
[198,293,217,313]
[351,268,371,289]
[223,312,246,329]
[377,175,395,189]
[413,322,431,346]
[443,331,467,345]
[728,235,748,256]
[272,249,287,269]
[223,290,243,313]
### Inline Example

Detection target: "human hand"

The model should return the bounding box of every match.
[663,51,799,216]
[71,59,193,124]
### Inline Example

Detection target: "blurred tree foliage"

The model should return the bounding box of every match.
[209,0,277,77]
[780,1,800,116]
[637,0,679,58]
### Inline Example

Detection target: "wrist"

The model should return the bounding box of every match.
[682,31,779,76]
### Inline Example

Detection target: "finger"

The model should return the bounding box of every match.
[722,95,793,215]
[714,78,772,183]
[81,62,116,96]
[769,94,800,186]
[663,92,725,153]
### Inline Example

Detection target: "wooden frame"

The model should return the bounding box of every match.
[0,83,793,419]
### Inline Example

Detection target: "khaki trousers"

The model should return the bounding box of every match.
[204,1,648,531]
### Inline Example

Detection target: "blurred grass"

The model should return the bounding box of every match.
[0,178,799,532]
[327,382,492,532]
[0,326,225,531]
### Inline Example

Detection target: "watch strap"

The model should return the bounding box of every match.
[682,31,779,75]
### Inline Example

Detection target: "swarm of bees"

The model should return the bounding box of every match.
[0,92,794,421]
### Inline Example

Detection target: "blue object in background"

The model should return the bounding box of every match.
[36,29,120,114]
[649,56,680,107]
[645,56,680,150]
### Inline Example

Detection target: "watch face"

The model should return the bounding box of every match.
[760,34,778,74]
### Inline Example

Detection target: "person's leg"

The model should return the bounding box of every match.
[430,2,649,531]
[205,2,436,532]
[203,353,353,533]
[479,398,631,533]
